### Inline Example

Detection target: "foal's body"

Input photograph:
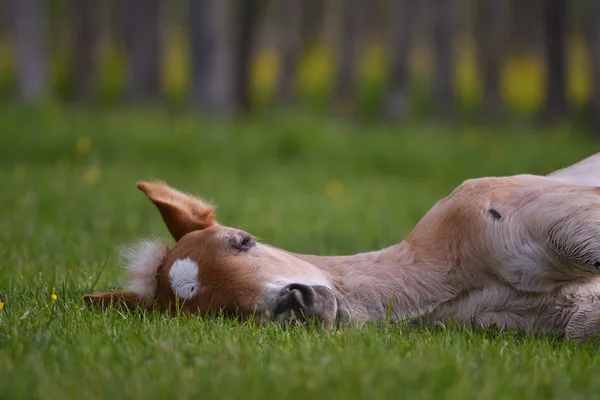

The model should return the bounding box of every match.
[294,243,600,334]
[86,153,600,342]
[290,157,600,338]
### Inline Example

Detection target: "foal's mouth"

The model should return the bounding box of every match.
[266,284,347,329]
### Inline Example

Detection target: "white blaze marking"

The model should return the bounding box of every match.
[169,258,200,300]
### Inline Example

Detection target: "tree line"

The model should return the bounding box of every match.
[1,0,598,129]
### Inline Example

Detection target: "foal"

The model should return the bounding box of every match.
[85,153,600,342]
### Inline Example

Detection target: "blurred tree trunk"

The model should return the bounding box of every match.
[364,0,382,40]
[13,0,47,102]
[234,0,260,112]
[123,0,163,103]
[511,0,542,53]
[321,0,340,46]
[541,0,568,120]
[65,0,100,101]
[275,0,303,106]
[188,0,233,114]
[586,0,600,134]
[0,0,12,38]
[333,0,364,117]
[430,0,456,119]
[109,0,128,48]
[300,0,325,49]
[384,0,415,120]
[475,0,509,119]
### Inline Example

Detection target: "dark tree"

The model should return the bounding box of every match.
[275,0,303,106]
[234,0,261,112]
[384,0,416,120]
[333,0,364,116]
[300,0,325,50]
[65,0,100,101]
[108,0,128,49]
[13,0,47,102]
[123,0,163,103]
[430,0,456,118]
[585,0,600,133]
[540,0,568,120]
[188,0,233,114]
[0,0,12,38]
[511,0,543,53]
[475,0,510,119]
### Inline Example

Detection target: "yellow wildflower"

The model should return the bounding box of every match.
[84,166,101,185]
[12,164,27,182]
[51,288,58,302]
[75,136,92,155]
[0,301,4,310]
[325,180,344,198]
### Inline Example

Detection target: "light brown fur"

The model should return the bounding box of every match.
[84,153,600,341]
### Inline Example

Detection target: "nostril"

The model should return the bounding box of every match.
[285,283,315,307]
[275,283,316,315]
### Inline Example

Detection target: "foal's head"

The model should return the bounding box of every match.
[84,182,339,327]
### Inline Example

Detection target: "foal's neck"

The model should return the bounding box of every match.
[293,241,459,322]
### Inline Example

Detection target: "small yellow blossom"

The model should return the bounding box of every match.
[12,164,27,182]
[84,166,101,185]
[51,288,58,302]
[0,301,4,310]
[325,180,344,198]
[75,136,92,155]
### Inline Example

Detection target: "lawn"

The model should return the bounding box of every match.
[0,105,599,400]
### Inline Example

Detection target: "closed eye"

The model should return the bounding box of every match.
[229,231,256,252]
[240,235,252,248]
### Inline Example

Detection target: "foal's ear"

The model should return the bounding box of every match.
[136,181,218,241]
[82,291,148,310]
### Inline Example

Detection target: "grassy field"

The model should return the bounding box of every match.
[1,105,599,399]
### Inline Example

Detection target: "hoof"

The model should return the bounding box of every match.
[565,303,600,343]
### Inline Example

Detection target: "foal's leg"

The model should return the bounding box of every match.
[527,187,600,283]
[565,303,600,343]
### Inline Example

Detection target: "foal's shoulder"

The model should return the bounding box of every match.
[546,152,600,187]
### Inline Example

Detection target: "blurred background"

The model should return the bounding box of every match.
[0,0,598,129]
[0,0,598,258]
[2,2,600,396]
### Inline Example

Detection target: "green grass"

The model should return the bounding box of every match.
[0,105,599,399]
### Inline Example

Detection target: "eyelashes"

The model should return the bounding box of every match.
[226,230,256,252]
